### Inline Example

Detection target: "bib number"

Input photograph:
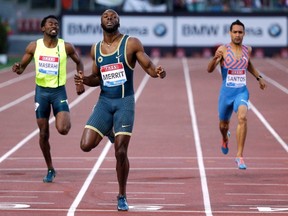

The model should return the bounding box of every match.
[226,69,246,88]
[101,63,127,87]
[38,55,59,75]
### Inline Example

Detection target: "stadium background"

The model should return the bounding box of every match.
[0,0,288,59]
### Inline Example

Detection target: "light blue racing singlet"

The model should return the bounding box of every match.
[95,34,134,99]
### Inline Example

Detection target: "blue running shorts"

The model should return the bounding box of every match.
[85,95,135,137]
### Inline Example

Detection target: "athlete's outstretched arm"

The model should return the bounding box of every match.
[12,41,35,75]
[129,37,166,79]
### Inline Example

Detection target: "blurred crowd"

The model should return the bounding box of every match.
[61,0,288,13]
[1,0,287,35]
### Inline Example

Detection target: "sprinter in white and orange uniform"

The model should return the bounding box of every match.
[207,19,266,170]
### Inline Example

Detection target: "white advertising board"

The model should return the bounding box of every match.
[176,17,287,47]
[62,15,287,47]
[62,15,174,46]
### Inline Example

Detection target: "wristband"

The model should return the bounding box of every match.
[256,75,262,81]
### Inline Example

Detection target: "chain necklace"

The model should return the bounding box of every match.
[103,34,121,47]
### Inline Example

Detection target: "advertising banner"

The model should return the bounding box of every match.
[176,17,287,47]
[62,15,287,47]
[62,15,174,46]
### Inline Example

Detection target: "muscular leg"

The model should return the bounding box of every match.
[114,134,130,196]
[55,111,71,135]
[236,105,248,157]
[37,118,53,169]
[219,120,230,142]
[80,128,103,152]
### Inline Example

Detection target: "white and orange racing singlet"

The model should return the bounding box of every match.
[221,44,249,89]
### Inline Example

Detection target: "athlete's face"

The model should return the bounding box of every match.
[42,18,59,38]
[101,10,120,33]
[230,25,245,45]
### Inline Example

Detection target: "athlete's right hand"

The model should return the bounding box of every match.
[214,50,223,61]
[12,63,23,75]
[75,71,85,95]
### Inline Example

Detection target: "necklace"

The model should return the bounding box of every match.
[103,34,121,47]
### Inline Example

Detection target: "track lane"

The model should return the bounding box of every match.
[0,57,287,216]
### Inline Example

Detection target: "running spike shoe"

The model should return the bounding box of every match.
[235,157,247,170]
[117,195,129,211]
[43,168,56,183]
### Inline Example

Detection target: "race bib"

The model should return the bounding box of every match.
[100,63,127,87]
[226,69,246,88]
[38,55,59,75]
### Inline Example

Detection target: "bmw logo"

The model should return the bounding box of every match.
[268,24,282,37]
[153,23,167,37]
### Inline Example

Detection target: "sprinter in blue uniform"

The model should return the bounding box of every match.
[74,9,166,211]
[207,20,266,170]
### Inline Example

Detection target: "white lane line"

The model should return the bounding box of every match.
[127,198,165,200]
[98,203,186,207]
[0,190,63,193]
[250,102,288,152]
[0,72,34,88]
[0,196,38,198]
[226,193,288,196]
[67,59,159,216]
[0,87,96,164]
[0,91,34,112]
[225,183,288,186]
[265,58,288,74]
[248,199,288,202]
[105,191,185,195]
[108,181,185,185]
[182,57,212,216]
[261,73,288,94]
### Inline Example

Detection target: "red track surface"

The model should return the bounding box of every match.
[0,57,287,216]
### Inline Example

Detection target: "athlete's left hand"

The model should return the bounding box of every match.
[156,66,166,79]
[259,78,266,90]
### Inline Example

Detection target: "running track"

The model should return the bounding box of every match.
[0,57,287,216]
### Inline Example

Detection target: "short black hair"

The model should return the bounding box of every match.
[41,15,59,28]
[230,19,245,31]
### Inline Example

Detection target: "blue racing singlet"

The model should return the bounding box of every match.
[95,34,134,98]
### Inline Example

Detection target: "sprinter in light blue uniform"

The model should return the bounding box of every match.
[207,19,266,170]
[74,9,166,211]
